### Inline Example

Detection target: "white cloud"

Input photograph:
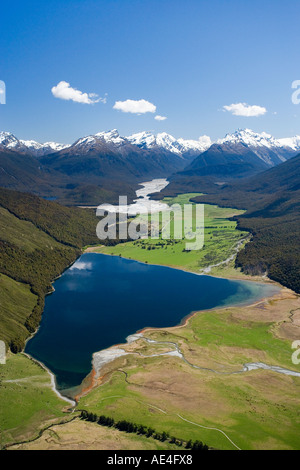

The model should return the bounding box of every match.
[69,261,93,271]
[51,81,105,104]
[198,135,211,146]
[223,102,267,117]
[155,115,167,121]
[113,99,156,114]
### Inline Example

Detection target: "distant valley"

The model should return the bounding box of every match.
[1,128,299,205]
[0,127,299,451]
[0,126,299,336]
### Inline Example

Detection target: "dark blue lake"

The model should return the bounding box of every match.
[25,253,277,391]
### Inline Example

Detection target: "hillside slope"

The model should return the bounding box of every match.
[0,129,190,205]
[0,147,136,205]
[152,142,272,199]
[191,154,300,293]
[0,188,99,350]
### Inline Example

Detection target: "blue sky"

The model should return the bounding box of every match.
[0,0,300,144]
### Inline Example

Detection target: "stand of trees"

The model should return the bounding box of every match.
[190,153,300,294]
[80,410,209,450]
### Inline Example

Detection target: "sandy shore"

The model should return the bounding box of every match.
[22,352,76,407]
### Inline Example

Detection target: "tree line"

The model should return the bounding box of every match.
[80,410,209,450]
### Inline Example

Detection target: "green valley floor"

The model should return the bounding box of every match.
[1,193,300,450]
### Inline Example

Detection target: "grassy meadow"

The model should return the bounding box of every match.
[79,292,300,450]
[90,193,249,275]
[0,353,68,448]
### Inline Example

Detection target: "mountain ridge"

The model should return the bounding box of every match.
[2,127,300,161]
[0,131,68,157]
[1,127,300,206]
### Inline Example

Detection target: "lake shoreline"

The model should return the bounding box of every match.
[23,249,283,404]
[85,246,279,286]
[72,282,295,402]
[21,352,76,407]
[22,179,291,403]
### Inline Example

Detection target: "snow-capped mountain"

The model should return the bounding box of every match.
[1,128,300,167]
[127,128,300,165]
[278,135,300,151]
[42,128,191,184]
[217,128,300,166]
[0,131,69,157]
[177,135,212,154]
[21,139,69,156]
[73,129,128,152]
[128,131,179,153]
[1,127,299,206]
[71,129,211,160]
[218,128,282,148]
[127,131,211,157]
[95,129,127,147]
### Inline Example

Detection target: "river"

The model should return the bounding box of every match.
[97,178,170,215]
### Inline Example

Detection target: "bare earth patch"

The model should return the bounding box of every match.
[9,418,176,451]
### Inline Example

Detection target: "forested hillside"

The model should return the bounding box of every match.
[0,188,99,351]
[191,153,300,293]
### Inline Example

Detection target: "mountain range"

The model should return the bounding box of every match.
[0,128,299,205]
[0,125,299,319]
[0,129,210,204]
[0,129,211,159]
[190,152,300,293]
[217,128,299,165]
[1,128,299,161]
[0,131,68,157]
[153,129,300,197]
